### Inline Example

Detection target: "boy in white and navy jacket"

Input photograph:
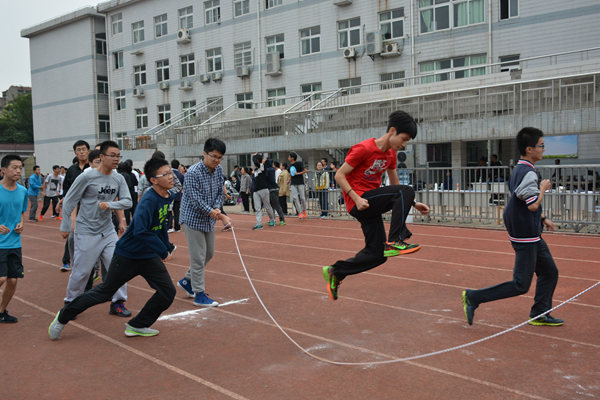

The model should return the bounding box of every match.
[462,127,563,327]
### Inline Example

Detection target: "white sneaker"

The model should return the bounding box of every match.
[48,312,65,340]
[125,323,159,337]
[167,228,175,233]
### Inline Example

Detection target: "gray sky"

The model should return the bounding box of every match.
[0,1,92,92]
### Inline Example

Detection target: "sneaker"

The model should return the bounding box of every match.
[93,268,100,282]
[303,210,308,219]
[385,241,421,256]
[298,213,303,219]
[48,312,64,339]
[175,230,181,233]
[177,278,195,298]
[60,263,71,272]
[278,220,286,226]
[167,228,175,233]
[28,219,38,223]
[109,301,132,317]
[528,314,564,326]
[51,215,56,218]
[55,216,62,221]
[462,290,476,326]
[125,323,159,337]
[252,224,263,230]
[320,215,328,219]
[268,221,276,227]
[170,243,177,254]
[322,266,340,301]
[39,216,43,221]
[222,222,232,232]
[0,310,18,324]
[193,292,219,307]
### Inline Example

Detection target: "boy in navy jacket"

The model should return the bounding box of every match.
[49,158,177,338]
[462,127,563,327]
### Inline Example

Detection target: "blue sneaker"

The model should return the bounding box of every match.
[177,278,195,298]
[268,221,276,227]
[252,224,263,230]
[193,292,219,307]
[60,263,71,272]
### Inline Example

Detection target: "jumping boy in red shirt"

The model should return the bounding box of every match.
[323,111,430,300]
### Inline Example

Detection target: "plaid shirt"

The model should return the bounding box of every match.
[180,161,224,232]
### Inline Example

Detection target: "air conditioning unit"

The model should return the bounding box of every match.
[396,145,415,169]
[211,71,222,81]
[236,65,250,77]
[199,73,210,83]
[131,48,144,55]
[132,87,144,97]
[159,81,169,90]
[178,80,193,90]
[333,0,352,5]
[265,51,281,75]
[176,28,191,43]
[381,43,402,57]
[343,47,355,59]
[366,31,383,55]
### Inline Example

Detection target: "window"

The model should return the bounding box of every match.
[205,0,220,25]
[300,26,320,56]
[499,55,520,72]
[179,7,193,29]
[111,13,122,35]
[97,76,108,94]
[182,101,197,120]
[420,0,484,32]
[136,108,148,129]
[115,90,126,110]
[207,97,223,113]
[114,51,124,69]
[155,14,167,38]
[234,42,252,68]
[134,64,147,86]
[236,92,253,109]
[156,60,170,82]
[99,115,110,134]
[266,34,284,58]
[239,154,252,167]
[380,9,404,39]
[267,88,286,107]
[420,54,486,83]
[158,105,171,125]
[500,0,518,20]
[234,0,250,17]
[132,21,145,43]
[301,82,322,100]
[116,132,127,150]
[339,77,362,95]
[266,0,282,9]
[206,48,222,72]
[338,18,360,49]
[180,54,195,78]
[95,33,107,55]
[380,71,405,90]
[427,144,450,163]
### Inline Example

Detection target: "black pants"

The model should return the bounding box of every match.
[41,196,59,217]
[332,185,415,280]
[58,254,176,328]
[62,240,70,265]
[167,201,181,230]
[466,238,559,318]
[279,195,288,214]
[240,192,250,212]
[269,190,285,221]
[250,191,256,212]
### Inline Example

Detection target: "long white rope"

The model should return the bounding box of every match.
[230,227,600,366]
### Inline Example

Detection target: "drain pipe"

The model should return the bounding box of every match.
[410,0,415,80]
[488,0,492,72]
[257,0,263,102]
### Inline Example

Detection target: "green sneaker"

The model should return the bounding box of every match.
[278,220,286,226]
[385,241,421,255]
[322,266,340,301]
[49,312,65,339]
[125,323,159,337]
[462,290,476,326]
[528,314,564,326]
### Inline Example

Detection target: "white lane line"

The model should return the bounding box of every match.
[158,298,249,321]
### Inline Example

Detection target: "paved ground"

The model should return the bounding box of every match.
[3,212,600,399]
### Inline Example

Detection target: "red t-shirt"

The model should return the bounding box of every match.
[342,138,397,212]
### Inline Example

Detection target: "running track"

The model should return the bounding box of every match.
[3,214,600,399]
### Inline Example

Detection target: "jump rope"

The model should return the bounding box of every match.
[229,226,600,366]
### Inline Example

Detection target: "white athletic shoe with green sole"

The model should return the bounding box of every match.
[125,323,159,337]
[49,312,65,340]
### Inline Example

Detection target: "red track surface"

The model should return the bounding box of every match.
[3,212,600,399]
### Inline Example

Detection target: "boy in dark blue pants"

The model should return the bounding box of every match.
[462,127,563,327]
[49,158,177,338]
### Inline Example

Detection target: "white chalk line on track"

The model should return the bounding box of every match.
[230,227,600,367]
[158,298,249,321]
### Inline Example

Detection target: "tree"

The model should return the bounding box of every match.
[0,94,34,143]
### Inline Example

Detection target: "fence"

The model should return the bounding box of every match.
[294,165,600,233]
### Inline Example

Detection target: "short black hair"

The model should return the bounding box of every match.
[387,110,418,139]
[233,165,239,169]
[72,157,79,164]
[99,140,120,155]
[117,162,130,173]
[88,149,101,163]
[52,165,60,170]
[204,138,226,155]
[289,152,297,161]
[152,150,166,160]
[281,162,287,169]
[1,155,22,169]
[33,165,40,171]
[60,166,65,169]
[273,161,280,168]
[321,157,328,164]
[516,127,544,156]
[144,157,169,179]
[171,159,180,169]
[491,154,498,159]
[73,140,90,151]
[125,159,133,167]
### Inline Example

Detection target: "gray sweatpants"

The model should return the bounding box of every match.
[28,195,38,220]
[182,223,215,293]
[290,184,307,213]
[253,189,274,225]
[64,230,127,303]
